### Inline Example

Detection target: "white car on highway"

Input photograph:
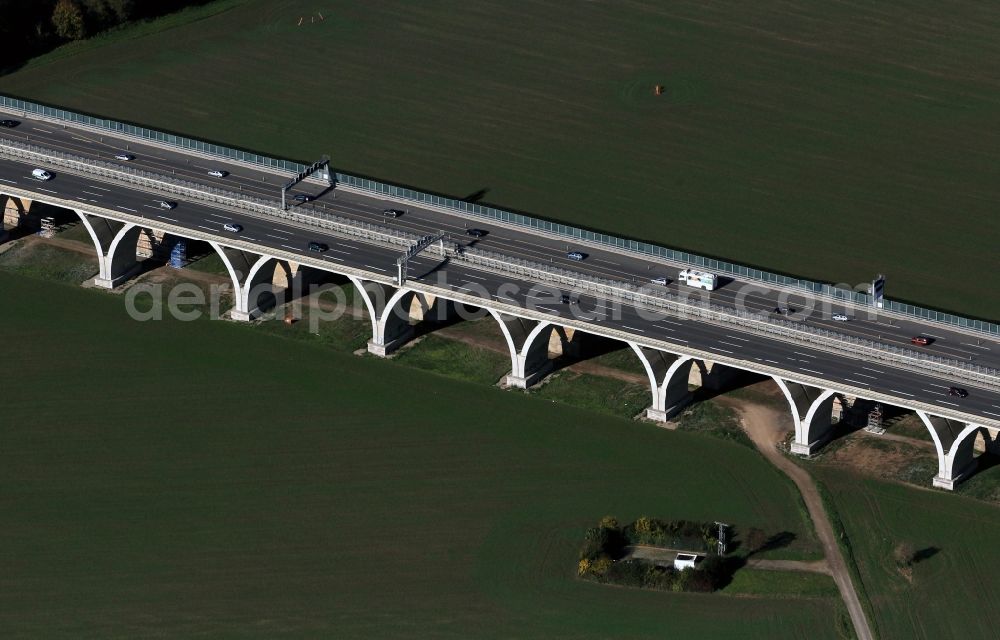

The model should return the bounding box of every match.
[832,314,849,321]
[114,153,135,161]
[651,277,668,286]
[31,168,52,181]
[157,200,176,210]
[223,223,243,233]
[208,170,229,178]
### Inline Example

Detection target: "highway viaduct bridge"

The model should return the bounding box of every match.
[3,181,999,492]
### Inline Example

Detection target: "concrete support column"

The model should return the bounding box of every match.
[95,224,142,288]
[772,376,838,455]
[345,278,415,356]
[209,242,283,322]
[75,212,144,289]
[630,344,694,422]
[484,310,553,388]
[917,411,986,490]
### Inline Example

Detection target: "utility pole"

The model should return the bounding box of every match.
[714,521,729,555]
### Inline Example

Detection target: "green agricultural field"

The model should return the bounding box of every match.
[814,469,1000,640]
[2,0,999,319]
[0,271,845,638]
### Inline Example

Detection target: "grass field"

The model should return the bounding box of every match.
[0,270,849,638]
[2,0,998,319]
[814,469,1000,640]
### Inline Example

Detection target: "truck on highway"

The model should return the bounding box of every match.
[677,269,718,291]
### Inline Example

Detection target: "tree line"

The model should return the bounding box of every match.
[1,0,212,73]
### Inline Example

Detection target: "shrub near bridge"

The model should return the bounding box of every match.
[577,516,724,593]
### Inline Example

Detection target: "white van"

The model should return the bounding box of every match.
[31,168,52,181]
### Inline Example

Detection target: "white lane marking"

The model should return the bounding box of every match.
[363,264,384,271]
[116,205,137,212]
[843,378,870,386]
[534,305,558,313]
[889,389,915,397]
[463,273,486,280]
[853,373,877,379]
[75,197,89,202]
[0,178,17,184]
[87,185,111,191]
[622,325,645,333]
[799,368,823,374]
[719,340,742,348]
[243,236,257,241]
[983,411,1000,417]
[266,234,288,240]
[592,258,621,266]
[653,325,675,332]
[711,347,734,354]
[143,205,161,210]
[328,248,351,255]
[495,295,518,303]
[197,225,216,231]
[324,255,344,262]
[961,343,991,350]
[32,127,53,133]
[793,351,813,358]
[280,244,299,250]
[207,213,229,219]
[81,190,103,197]
[157,216,178,222]
[921,389,945,396]
[725,335,750,342]
[928,384,951,389]
[765,359,780,364]
[939,401,959,407]
[71,136,91,143]
[657,318,683,326]
[271,228,292,235]
[670,338,689,343]
[862,367,886,374]
[36,188,57,194]
[798,359,810,363]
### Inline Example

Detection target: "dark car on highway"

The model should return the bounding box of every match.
[948,387,969,398]
[307,241,329,252]
[566,251,586,261]
[0,119,19,128]
[911,336,931,346]
[293,194,313,202]
[466,228,487,238]
[383,208,404,218]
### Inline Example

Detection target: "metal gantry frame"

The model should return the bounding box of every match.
[281,155,331,210]
[396,232,447,286]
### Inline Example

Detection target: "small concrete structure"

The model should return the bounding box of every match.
[674,553,701,571]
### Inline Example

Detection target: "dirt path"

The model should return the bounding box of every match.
[728,401,875,640]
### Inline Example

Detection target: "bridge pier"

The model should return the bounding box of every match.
[486,310,554,388]
[349,279,415,356]
[772,376,838,455]
[917,411,996,490]
[630,345,694,421]
[75,212,145,289]
[209,242,290,321]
